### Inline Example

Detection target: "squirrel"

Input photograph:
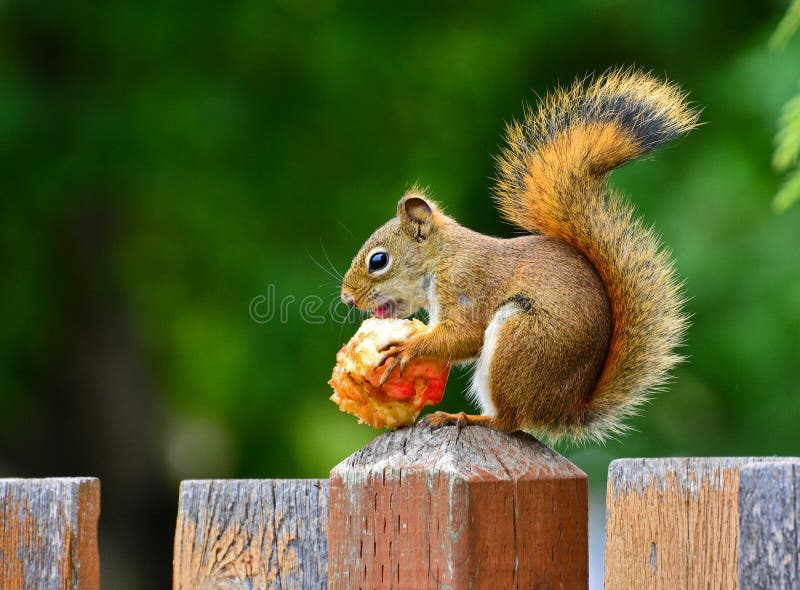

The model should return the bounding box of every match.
[340,69,699,443]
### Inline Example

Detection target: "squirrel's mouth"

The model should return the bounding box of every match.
[374,300,397,319]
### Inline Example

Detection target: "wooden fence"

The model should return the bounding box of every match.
[1,426,798,589]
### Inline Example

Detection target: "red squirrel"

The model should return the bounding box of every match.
[340,69,698,443]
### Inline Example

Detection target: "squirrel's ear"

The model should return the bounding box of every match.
[398,196,434,241]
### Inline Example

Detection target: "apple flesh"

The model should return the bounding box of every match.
[329,318,450,429]
[367,358,449,403]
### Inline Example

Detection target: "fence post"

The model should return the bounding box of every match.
[173,479,329,589]
[0,477,100,590]
[327,424,588,590]
[738,461,799,589]
[605,457,800,590]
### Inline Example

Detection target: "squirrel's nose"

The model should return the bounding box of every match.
[341,291,356,307]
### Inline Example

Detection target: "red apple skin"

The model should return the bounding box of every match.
[368,358,450,403]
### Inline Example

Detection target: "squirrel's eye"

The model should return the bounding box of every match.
[367,251,391,274]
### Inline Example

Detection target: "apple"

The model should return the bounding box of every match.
[329,318,451,428]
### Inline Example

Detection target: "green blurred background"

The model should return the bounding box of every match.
[1,0,798,587]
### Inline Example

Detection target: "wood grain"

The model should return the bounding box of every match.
[738,461,799,589]
[0,477,100,590]
[605,457,800,590]
[173,479,328,590]
[328,424,588,590]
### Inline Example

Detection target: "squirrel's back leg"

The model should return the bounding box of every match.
[469,298,608,433]
[421,304,521,430]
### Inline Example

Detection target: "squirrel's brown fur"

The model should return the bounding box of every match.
[341,69,699,443]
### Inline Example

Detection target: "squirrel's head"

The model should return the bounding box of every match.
[341,191,449,319]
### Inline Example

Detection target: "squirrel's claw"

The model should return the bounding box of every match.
[378,340,403,354]
[376,344,401,367]
[377,341,414,386]
[378,356,400,387]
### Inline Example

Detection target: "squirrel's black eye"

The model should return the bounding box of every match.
[367,251,390,274]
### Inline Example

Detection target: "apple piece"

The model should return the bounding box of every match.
[329,318,451,429]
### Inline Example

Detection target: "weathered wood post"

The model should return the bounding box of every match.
[327,425,588,589]
[0,477,100,590]
[738,461,799,589]
[605,457,800,590]
[173,479,329,589]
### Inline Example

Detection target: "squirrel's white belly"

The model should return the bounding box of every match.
[467,302,519,416]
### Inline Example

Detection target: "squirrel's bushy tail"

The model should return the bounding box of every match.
[494,68,699,443]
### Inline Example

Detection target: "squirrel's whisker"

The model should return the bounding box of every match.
[319,239,345,281]
[307,249,344,284]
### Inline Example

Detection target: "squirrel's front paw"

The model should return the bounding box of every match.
[376,340,415,386]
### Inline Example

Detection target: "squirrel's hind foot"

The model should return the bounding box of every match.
[419,411,496,430]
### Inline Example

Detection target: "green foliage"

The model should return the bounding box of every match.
[774,90,800,170]
[1,0,797,481]
[774,167,800,211]
[770,0,800,50]
[772,0,800,211]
